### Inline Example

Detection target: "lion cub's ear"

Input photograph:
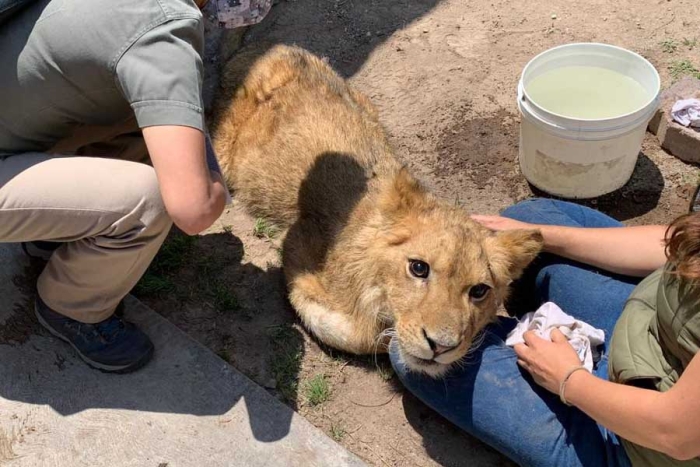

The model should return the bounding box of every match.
[483,229,544,285]
[375,168,430,246]
[377,168,430,222]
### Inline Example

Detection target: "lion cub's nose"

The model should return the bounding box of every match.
[423,330,459,357]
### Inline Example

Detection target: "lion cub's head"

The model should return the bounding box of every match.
[371,170,543,377]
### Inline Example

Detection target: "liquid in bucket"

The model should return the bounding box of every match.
[525,65,649,119]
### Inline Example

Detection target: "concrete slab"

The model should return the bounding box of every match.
[648,77,700,164]
[0,244,365,467]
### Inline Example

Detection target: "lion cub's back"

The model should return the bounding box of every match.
[213,45,397,228]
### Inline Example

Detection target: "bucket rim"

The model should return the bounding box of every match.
[519,42,661,124]
[517,85,659,136]
[518,95,656,140]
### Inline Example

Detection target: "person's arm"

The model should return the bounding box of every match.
[471,215,669,277]
[113,16,228,234]
[515,330,700,461]
[143,125,227,235]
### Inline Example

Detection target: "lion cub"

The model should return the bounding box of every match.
[211,45,542,377]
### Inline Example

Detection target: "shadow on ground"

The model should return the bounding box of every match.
[204,0,445,127]
[237,0,442,78]
[401,391,517,467]
[0,245,297,443]
[134,228,308,411]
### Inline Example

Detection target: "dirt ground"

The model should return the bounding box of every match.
[135,0,700,465]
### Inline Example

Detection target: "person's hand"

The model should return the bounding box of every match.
[513,329,583,394]
[471,215,538,232]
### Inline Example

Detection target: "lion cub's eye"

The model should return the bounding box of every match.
[408,259,430,279]
[468,283,491,301]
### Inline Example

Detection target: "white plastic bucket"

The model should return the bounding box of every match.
[517,43,661,199]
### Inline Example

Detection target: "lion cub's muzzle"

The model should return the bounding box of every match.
[395,324,473,377]
[422,328,465,364]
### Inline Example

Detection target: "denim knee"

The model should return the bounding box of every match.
[501,198,559,223]
[389,339,408,377]
[501,198,622,229]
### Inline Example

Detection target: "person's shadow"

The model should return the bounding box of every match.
[219,0,443,78]
[0,240,298,444]
[203,0,445,117]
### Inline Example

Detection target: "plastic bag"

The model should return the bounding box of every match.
[207,0,272,29]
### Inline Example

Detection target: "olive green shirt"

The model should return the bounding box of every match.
[0,0,205,154]
[610,265,700,466]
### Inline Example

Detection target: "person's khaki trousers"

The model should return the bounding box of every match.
[0,117,172,323]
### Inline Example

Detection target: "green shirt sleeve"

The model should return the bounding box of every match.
[115,17,205,131]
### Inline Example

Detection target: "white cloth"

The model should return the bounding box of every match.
[505,302,605,371]
[208,0,272,29]
[671,98,700,128]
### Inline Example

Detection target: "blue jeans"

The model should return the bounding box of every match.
[0,0,38,24]
[390,199,639,467]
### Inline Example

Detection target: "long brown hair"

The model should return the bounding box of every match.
[666,212,700,282]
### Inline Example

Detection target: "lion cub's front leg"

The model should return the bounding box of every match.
[288,273,383,355]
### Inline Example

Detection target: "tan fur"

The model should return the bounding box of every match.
[211,45,543,377]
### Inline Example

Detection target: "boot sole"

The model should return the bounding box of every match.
[35,303,153,374]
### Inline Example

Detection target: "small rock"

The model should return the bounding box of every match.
[366,31,372,37]
[422,28,429,33]
[551,13,557,20]
[263,378,278,389]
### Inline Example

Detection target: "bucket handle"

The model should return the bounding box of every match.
[517,81,526,104]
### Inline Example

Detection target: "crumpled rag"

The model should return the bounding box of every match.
[505,302,605,371]
[671,98,700,128]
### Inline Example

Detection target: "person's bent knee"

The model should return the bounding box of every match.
[129,163,172,233]
[501,198,555,222]
[501,198,585,224]
[389,339,411,380]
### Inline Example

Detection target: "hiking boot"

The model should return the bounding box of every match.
[35,296,153,373]
[21,241,62,261]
